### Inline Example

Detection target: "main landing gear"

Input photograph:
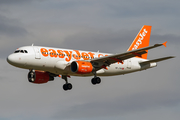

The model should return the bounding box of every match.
[91,71,101,85]
[62,75,72,91]
[91,77,101,85]
[61,72,101,91]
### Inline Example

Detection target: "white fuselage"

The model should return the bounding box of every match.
[7,46,156,77]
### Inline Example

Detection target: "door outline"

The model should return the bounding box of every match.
[127,59,131,69]
[33,47,41,59]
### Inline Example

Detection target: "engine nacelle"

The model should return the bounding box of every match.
[28,71,50,84]
[71,61,93,74]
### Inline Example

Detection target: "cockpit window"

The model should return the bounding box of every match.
[20,50,24,53]
[14,50,28,53]
[14,50,20,53]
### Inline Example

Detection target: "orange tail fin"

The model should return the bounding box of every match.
[127,25,152,59]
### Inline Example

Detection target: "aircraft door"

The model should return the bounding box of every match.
[33,47,41,59]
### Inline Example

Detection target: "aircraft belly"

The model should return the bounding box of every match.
[97,63,126,76]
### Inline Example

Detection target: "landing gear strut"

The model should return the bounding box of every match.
[62,75,72,91]
[91,71,101,85]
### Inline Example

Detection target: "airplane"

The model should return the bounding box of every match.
[7,25,174,91]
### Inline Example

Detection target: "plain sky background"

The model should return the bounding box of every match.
[0,0,179,120]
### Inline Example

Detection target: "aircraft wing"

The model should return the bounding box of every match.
[90,42,167,67]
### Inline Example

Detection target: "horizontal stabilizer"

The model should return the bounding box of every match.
[139,56,175,65]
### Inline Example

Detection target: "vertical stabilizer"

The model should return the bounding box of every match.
[127,25,152,59]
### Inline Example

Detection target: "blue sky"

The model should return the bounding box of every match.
[0,0,179,120]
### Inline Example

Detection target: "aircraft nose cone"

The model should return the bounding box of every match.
[7,54,26,68]
[7,54,14,64]
[7,54,18,65]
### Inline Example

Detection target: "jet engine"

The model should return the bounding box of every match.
[28,71,53,84]
[71,61,93,74]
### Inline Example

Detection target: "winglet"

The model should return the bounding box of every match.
[163,41,167,47]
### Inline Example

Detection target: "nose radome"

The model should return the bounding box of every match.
[7,54,13,64]
[7,54,18,65]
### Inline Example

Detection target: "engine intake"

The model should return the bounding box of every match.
[71,61,93,74]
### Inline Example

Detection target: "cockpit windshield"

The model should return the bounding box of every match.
[14,50,28,53]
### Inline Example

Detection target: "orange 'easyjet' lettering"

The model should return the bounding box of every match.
[82,52,89,60]
[40,48,108,62]
[40,48,48,57]
[88,52,95,59]
[63,50,72,62]
[73,50,81,60]
[49,49,57,58]
[57,50,65,58]
[98,54,103,57]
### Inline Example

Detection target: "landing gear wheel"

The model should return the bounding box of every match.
[91,78,96,85]
[63,83,72,91]
[91,77,101,85]
[67,83,72,90]
[63,84,68,91]
[61,75,73,91]
[96,77,101,84]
